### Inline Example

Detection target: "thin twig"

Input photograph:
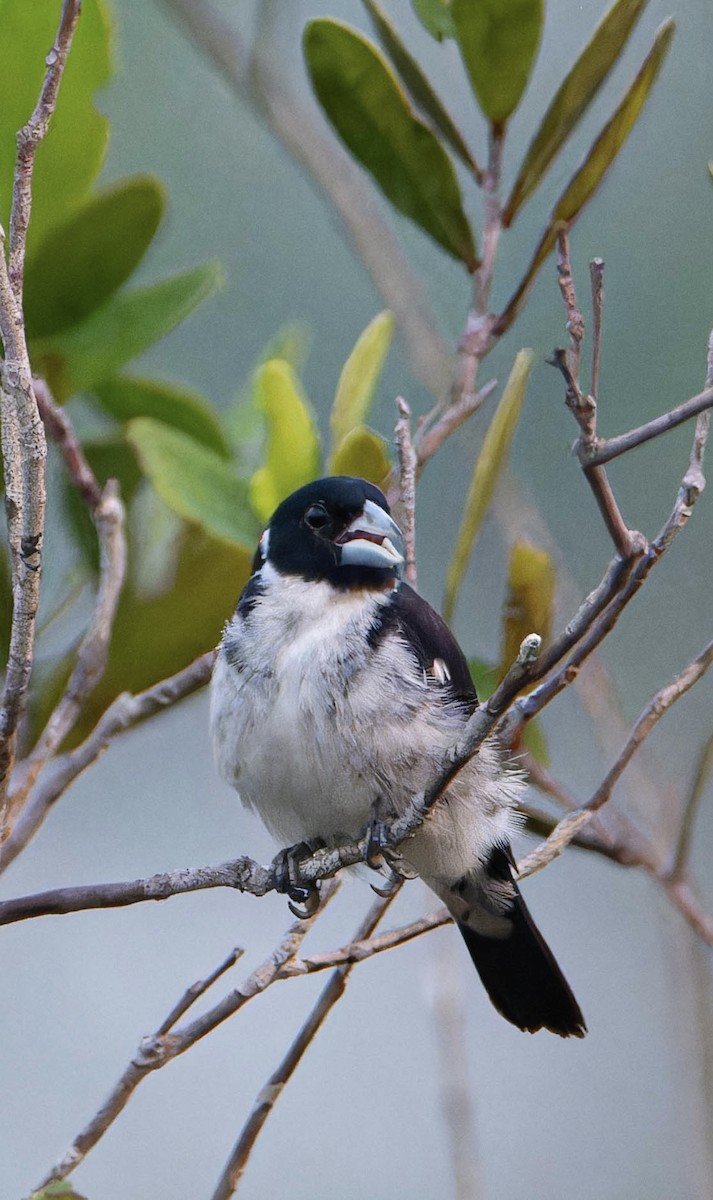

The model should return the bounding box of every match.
[589,258,604,401]
[0,652,215,873]
[672,729,713,880]
[210,887,398,1199]
[518,635,713,879]
[413,378,498,471]
[394,396,417,585]
[36,885,339,1188]
[156,947,245,1036]
[554,232,632,557]
[584,385,713,467]
[8,0,81,300]
[5,386,129,830]
[33,376,102,508]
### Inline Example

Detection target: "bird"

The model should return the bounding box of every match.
[210,475,586,1037]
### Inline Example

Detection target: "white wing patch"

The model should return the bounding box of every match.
[430,657,451,686]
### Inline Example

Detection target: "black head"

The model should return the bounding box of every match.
[256,476,405,589]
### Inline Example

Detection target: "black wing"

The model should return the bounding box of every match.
[370,582,478,713]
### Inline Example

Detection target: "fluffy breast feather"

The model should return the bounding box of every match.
[210,571,522,883]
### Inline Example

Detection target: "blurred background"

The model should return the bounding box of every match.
[2,1,713,1197]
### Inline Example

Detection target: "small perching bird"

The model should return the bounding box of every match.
[210,476,585,1037]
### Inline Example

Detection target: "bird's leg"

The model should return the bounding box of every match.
[365,800,419,886]
[272,839,325,919]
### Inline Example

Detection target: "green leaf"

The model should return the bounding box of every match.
[443,349,533,622]
[30,1185,88,1200]
[504,0,650,225]
[0,0,111,250]
[500,540,555,680]
[412,0,456,41]
[329,426,392,484]
[24,177,166,337]
[498,20,674,336]
[452,0,543,125]
[93,375,229,457]
[304,19,477,267]
[249,359,320,522]
[468,657,499,699]
[329,311,394,452]
[127,418,257,546]
[31,261,223,399]
[362,0,479,174]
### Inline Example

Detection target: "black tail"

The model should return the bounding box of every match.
[444,847,586,1038]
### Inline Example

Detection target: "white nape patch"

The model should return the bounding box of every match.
[431,657,451,685]
[258,528,270,560]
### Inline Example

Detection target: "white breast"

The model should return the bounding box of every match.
[210,570,522,883]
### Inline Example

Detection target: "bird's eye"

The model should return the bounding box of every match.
[304,502,330,531]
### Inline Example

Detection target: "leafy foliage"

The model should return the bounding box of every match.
[304,19,477,266]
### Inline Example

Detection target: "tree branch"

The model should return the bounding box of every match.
[8,0,81,300]
[0,5,82,815]
[0,652,215,873]
[210,887,398,1199]
[517,634,713,880]
[35,890,338,1189]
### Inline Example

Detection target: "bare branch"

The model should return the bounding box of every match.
[36,893,336,1189]
[673,729,713,880]
[286,908,450,976]
[0,652,215,872]
[518,635,713,879]
[210,887,397,1199]
[0,0,82,821]
[413,378,498,473]
[33,376,102,507]
[589,257,604,400]
[8,0,81,300]
[553,232,632,557]
[156,947,245,1036]
[584,385,713,468]
[25,483,126,762]
[394,396,417,585]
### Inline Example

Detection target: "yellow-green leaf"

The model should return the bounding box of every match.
[504,0,650,225]
[498,20,674,335]
[362,0,479,174]
[127,418,256,546]
[330,311,394,452]
[500,541,555,680]
[304,19,477,267]
[443,350,533,622]
[329,426,392,485]
[452,0,543,126]
[249,360,320,522]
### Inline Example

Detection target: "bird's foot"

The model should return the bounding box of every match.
[364,816,418,887]
[272,840,325,919]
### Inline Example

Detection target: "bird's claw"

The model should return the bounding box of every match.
[364,816,418,882]
[273,840,324,920]
[287,885,321,920]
